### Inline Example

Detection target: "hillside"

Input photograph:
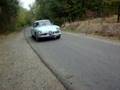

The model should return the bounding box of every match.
[63,15,120,39]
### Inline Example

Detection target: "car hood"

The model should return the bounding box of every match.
[35,25,60,33]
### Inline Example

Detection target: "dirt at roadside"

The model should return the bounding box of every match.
[0,31,65,90]
[63,16,120,40]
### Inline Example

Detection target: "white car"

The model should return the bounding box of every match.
[31,20,61,41]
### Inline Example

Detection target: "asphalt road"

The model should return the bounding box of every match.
[25,27,120,90]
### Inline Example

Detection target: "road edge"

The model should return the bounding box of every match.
[24,28,71,90]
[64,31,120,46]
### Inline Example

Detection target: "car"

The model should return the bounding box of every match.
[31,20,61,41]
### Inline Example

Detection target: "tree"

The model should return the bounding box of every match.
[16,7,31,27]
[33,0,120,25]
[118,4,120,22]
[0,0,19,32]
[103,0,120,22]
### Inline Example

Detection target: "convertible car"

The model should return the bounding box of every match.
[31,20,61,41]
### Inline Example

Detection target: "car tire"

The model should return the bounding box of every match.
[31,35,34,38]
[35,33,39,41]
[56,35,61,39]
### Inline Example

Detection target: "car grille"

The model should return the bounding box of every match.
[41,33,47,35]
[40,31,59,36]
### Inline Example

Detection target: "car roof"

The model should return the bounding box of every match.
[34,20,50,23]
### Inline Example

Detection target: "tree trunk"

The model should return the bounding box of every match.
[0,7,1,14]
[117,5,120,23]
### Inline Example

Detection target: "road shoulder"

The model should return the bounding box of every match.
[0,31,65,90]
[64,31,120,46]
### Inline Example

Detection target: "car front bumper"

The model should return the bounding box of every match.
[37,32,61,38]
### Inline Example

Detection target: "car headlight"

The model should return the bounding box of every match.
[37,31,42,34]
[56,27,60,31]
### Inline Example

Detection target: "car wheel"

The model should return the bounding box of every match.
[31,35,34,38]
[56,35,61,39]
[35,33,39,41]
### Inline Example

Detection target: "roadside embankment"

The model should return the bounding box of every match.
[63,15,120,40]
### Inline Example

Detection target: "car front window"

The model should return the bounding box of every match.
[39,21,52,26]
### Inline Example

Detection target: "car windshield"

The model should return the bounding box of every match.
[33,20,52,27]
[39,21,52,26]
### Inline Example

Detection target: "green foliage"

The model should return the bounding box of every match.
[16,7,31,27]
[33,0,86,25]
[0,0,33,33]
[0,0,19,33]
[33,0,120,25]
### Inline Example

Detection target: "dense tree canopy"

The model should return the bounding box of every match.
[33,0,120,25]
[0,0,120,33]
[0,0,19,32]
[16,6,32,27]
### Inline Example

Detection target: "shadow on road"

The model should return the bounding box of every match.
[30,36,60,43]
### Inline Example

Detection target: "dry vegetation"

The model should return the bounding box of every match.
[63,15,120,39]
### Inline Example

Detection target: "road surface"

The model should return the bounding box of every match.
[25,27,120,90]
